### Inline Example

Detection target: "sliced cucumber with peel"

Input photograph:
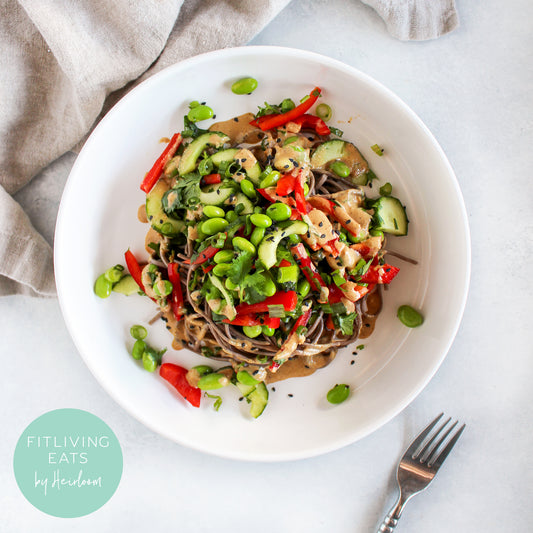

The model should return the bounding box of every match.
[258,220,308,269]
[146,180,186,237]
[178,132,230,175]
[372,196,408,236]
[236,381,269,418]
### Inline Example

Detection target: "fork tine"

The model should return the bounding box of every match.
[417,417,452,460]
[420,419,456,462]
[428,423,466,469]
[405,413,444,458]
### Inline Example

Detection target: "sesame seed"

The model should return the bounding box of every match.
[233,117,239,122]
[288,393,294,398]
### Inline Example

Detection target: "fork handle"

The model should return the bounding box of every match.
[377,495,405,532]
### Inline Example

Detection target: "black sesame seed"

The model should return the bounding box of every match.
[318,221,324,227]
[241,342,246,347]
[272,387,276,392]
[288,393,294,398]
[352,351,358,355]
[233,117,239,122]
[346,220,352,225]
[239,397,244,401]
[241,158,247,162]
[320,234,326,239]
[159,219,163,224]
[350,360,355,365]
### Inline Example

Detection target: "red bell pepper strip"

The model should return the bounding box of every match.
[192,245,221,265]
[290,243,326,292]
[360,263,400,284]
[140,133,182,194]
[201,173,222,185]
[167,263,184,321]
[257,188,276,202]
[293,174,307,215]
[289,306,313,335]
[291,114,330,136]
[278,259,292,268]
[159,363,201,408]
[124,249,146,292]
[235,291,298,315]
[250,87,322,131]
[328,283,345,304]
[223,314,281,328]
[276,174,297,196]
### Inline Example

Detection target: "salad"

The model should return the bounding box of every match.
[96,85,410,417]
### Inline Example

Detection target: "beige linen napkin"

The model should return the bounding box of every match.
[0,0,459,297]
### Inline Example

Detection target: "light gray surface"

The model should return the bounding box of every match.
[2,0,532,531]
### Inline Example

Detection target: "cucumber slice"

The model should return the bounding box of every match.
[225,192,254,214]
[236,382,256,398]
[211,148,262,185]
[373,196,408,236]
[248,382,268,418]
[258,220,308,269]
[146,180,186,237]
[199,182,235,206]
[112,275,139,295]
[178,132,229,175]
[310,139,370,185]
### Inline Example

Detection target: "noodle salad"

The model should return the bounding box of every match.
[94,85,409,417]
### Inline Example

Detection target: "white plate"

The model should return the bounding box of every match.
[55,46,470,462]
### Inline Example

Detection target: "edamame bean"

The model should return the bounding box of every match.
[329,160,351,178]
[203,205,225,218]
[303,183,309,196]
[201,217,229,235]
[327,384,350,404]
[243,325,262,338]
[154,280,173,297]
[214,250,234,263]
[316,103,332,121]
[232,236,256,255]
[287,234,301,245]
[94,274,113,298]
[250,213,272,228]
[192,365,213,376]
[197,373,229,390]
[225,210,237,222]
[369,229,384,238]
[142,350,158,372]
[187,104,214,123]
[236,370,259,386]
[262,326,275,336]
[262,277,277,297]
[231,77,258,95]
[397,305,424,328]
[240,179,257,199]
[130,325,147,340]
[212,263,231,277]
[266,202,291,222]
[250,227,265,247]
[225,278,239,290]
[104,264,124,283]
[297,279,311,298]
[131,339,146,360]
[259,170,281,189]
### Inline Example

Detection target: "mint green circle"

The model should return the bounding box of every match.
[13,409,123,518]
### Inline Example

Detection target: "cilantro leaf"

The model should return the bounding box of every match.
[228,251,254,285]
[334,312,359,336]
[241,272,271,304]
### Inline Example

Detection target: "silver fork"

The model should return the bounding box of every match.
[377,413,466,532]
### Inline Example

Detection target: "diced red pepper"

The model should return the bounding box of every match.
[250,87,322,131]
[360,263,400,284]
[202,264,214,274]
[235,291,298,315]
[276,174,297,196]
[289,307,313,335]
[140,133,182,194]
[278,259,292,268]
[328,283,345,304]
[321,238,340,258]
[223,314,281,328]
[192,245,221,265]
[350,243,371,258]
[160,363,201,408]
[291,114,330,136]
[201,173,222,185]
[290,243,326,292]
[325,315,335,330]
[167,263,184,321]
